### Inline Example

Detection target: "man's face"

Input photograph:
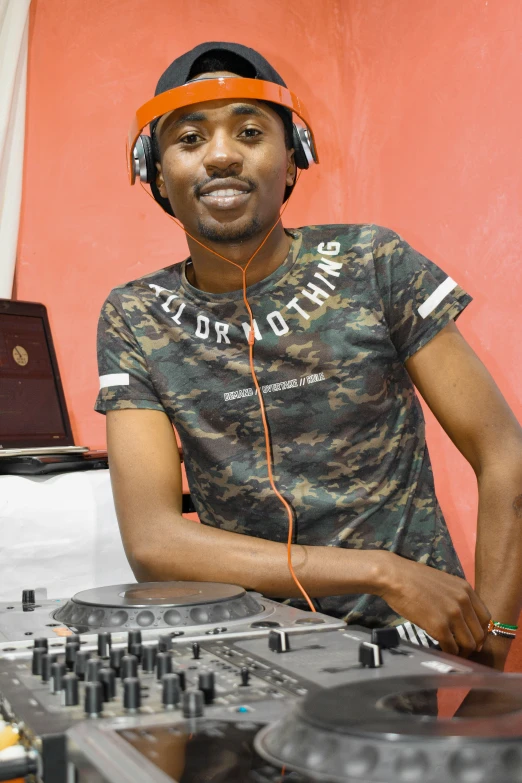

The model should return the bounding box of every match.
[155,72,296,243]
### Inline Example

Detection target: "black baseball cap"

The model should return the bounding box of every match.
[149,42,295,213]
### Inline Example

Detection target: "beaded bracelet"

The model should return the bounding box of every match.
[487,620,518,639]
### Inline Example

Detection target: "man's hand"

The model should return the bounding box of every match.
[378,553,491,657]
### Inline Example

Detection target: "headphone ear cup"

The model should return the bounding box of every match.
[140,135,156,184]
[292,125,310,170]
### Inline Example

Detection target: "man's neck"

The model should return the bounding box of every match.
[184,223,292,294]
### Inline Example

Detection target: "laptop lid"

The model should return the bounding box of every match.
[0,299,75,449]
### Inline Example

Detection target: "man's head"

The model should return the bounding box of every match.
[150,43,297,244]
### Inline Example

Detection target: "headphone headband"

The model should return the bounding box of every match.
[127,77,318,184]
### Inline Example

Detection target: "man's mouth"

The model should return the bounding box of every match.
[198,179,254,211]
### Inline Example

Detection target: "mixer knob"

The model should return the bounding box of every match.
[65,642,80,671]
[120,654,138,681]
[129,642,142,660]
[127,630,142,650]
[123,677,141,712]
[98,667,117,701]
[51,661,66,693]
[84,681,103,717]
[34,637,48,650]
[371,627,400,650]
[74,650,92,680]
[182,689,204,718]
[156,652,173,680]
[176,669,186,691]
[86,658,104,682]
[41,653,56,683]
[67,634,81,645]
[162,673,181,710]
[192,642,200,660]
[359,641,383,668]
[22,589,36,605]
[158,634,172,652]
[240,667,250,687]
[198,671,215,704]
[63,673,79,706]
[97,632,112,657]
[142,644,158,672]
[109,647,125,675]
[268,630,291,653]
[31,646,47,675]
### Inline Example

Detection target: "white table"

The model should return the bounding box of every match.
[0,469,134,601]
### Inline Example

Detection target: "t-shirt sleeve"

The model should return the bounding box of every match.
[94,291,166,415]
[372,226,473,362]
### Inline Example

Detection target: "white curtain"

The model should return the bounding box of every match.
[0,0,31,299]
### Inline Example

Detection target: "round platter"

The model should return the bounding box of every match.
[52,581,263,633]
[255,672,522,783]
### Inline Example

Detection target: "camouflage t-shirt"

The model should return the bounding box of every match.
[95,224,471,627]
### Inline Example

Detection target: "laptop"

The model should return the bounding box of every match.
[0,299,107,474]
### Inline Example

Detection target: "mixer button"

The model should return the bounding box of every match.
[162,672,181,709]
[74,650,92,680]
[158,634,172,652]
[182,688,204,718]
[41,653,56,683]
[98,667,116,701]
[156,651,173,680]
[22,589,36,605]
[240,667,250,687]
[109,647,124,675]
[86,658,104,682]
[192,642,200,660]
[65,642,80,671]
[198,671,215,704]
[359,641,383,668]
[97,632,112,657]
[50,661,66,693]
[127,630,142,650]
[123,677,141,712]
[370,627,400,650]
[129,642,142,660]
[31,646,47,676]
[268,630,291,653]
[120,654,139,681]
[142,644,158,672]
[34,637,49,650]
[63,672,79,706]
[84,681,103,717]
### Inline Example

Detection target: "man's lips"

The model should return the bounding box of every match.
[198,179,254,211]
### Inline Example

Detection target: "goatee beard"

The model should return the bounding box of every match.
[196,216,262,244]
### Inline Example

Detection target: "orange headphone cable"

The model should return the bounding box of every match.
[139,176,316,613]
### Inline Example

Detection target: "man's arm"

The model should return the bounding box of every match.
[106,408,490,656]
[405,320,522,669]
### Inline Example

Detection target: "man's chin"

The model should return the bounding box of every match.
[196,215,262,244]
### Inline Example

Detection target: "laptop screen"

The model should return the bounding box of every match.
[0,302,74,448]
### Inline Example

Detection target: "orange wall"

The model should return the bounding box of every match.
[17,2,522,588]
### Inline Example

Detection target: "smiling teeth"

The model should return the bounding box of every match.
[204,189,245,197]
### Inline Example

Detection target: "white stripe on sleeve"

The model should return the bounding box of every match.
[99,373,130,389]
[418,277,458,319]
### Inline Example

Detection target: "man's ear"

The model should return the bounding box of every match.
[155,162,168,198]
[286,148,297,188]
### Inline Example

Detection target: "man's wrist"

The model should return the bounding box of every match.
[368,549,397,597]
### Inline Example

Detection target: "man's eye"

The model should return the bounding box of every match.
[240,127,262,138]
[180,133,201,144]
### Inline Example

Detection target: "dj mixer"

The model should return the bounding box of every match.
[1,582,522,783]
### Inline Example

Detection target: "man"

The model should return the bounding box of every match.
[96,42,522,670]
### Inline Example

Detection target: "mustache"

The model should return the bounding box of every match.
[193,175,257,198]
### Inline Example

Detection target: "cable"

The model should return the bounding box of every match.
[139,174,316,612]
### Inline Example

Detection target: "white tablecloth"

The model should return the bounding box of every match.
[0,469,134,601]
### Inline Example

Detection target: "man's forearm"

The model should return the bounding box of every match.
[474,460,522,624]
[130,511,388,599]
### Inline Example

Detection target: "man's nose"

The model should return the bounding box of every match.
[202,131,243,175]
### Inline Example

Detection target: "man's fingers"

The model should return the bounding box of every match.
[469,590,491,633]
[450,613,480,658]
[437,628,460,656]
